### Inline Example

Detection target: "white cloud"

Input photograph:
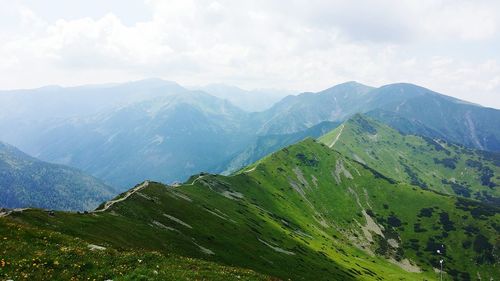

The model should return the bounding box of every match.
[0,0,499,108]
[420,0,498,41]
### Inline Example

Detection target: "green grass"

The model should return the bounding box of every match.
[4,138,499,280]
[0,218,275,281]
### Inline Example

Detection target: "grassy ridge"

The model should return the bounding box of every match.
[319,114,500,204]
[4,138,499,280]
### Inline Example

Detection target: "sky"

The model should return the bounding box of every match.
[1,0,499,108]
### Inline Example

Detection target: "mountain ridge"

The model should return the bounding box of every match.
[255,82,500,153]
[319,114,500,205]
[3,137,498,280]
[0,141,116,211]
[1,79,499,189]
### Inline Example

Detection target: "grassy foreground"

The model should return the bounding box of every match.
[0,218,275,280]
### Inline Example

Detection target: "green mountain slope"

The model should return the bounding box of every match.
[0,142,116,211]
[222,121,340,174]
[365,109,448,140]
[4,139,498,280]
[319,115,500,204]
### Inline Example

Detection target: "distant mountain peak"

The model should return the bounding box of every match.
[124,78,184,89]
[320,81,374,95]
[375,82,482,107]
[339,80,370,87]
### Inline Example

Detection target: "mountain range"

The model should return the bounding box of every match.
[30,91,252,188]
[2,120,498,279]
[256,82,500,152]
[1,79,499,191]
[1,87,499,281]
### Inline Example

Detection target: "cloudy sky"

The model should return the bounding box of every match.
[1,0,500,108]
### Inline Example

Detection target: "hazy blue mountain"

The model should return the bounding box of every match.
[253,81,374,134]
[32,90,253,188]
[192,83,296,112]
[1,79,499,191]
[255,82,500,151]
[0,78,186,155]
[0,79,259,189]
[366,83,500,151]
[0,141,116,211]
